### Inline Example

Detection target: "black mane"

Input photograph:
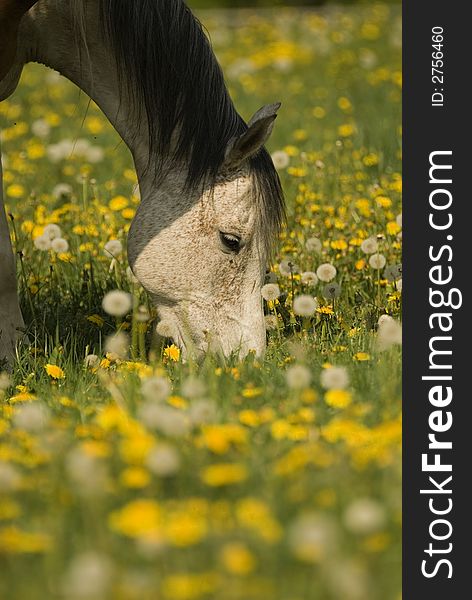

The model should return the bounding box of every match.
[98,0,284,252]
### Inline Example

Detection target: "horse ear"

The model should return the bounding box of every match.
[224,102,281,169]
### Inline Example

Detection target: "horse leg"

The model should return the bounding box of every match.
[0,143,24,364]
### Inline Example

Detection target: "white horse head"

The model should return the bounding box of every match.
[0,0,285,361]
[129,104,283,359]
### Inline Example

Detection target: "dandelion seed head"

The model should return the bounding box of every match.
[61,552,114,599]
[13,404,51,432]
[271,150,290,170]
[321,366,350,390]
[52,183,72,199]
[34,235,52,251]
[343,498,386,534]
[360,237,378,254]
[51,237,69,253]
[141,376,171,402]
[104,239,123,258]
[104,332,129,358]
[102,290,132,317]
[301,271,318,286]
[323,282,341,300]
[181,376,207,399]
[293,295,318,317]
[146,444,181,477]
[368,253,387,269]
[31,118,51,138]
[189,399,217,425]
[316,263,337,282]
[43,223,62,240]
[261,283,281,301]
[286,364,312,390]
[377,319,402,350]
[279,259,299,276]
[156,320,176,339]
[306,237,322,253]
[288,513,337,563]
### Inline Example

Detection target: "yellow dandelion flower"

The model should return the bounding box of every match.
[241,386,263,399]
[338,123,355,137]
[0,527,51,554]
[221,542,256,576]
[45,364,65,380]
[200,463,247,487]
[119,467,151,489]
[354,352,371,361]
[6,184,25,198]
[163,345,180,362]
[109,499,162,540]
[85,116,104,134]
[109,195,128,211]
[325,389,352,409]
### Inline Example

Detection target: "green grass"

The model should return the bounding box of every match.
[0,4,401,599]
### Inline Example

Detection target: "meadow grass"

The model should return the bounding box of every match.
[0,4,402,599]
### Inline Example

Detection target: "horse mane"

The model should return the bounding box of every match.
[97,0,284,255]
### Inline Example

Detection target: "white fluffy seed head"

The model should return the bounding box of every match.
[146,444,181,477]
[279,259,299,276]
[316,263,337,282]
[360,237,378,254]
[301,271,318,287]
[51,237,69,253]
[181,376,207,399]
[188,399,217,425]
[43,223,62,240]
[368,253,387,270]
[306,237,322,253]
[156,320,176,339]
[286,364,312,390]
[320,366,349,390]
[34,235,52,251]
[31,118,51,138]
[271,150,290,170]
[102,290,132,317]
[293,295,318,317]
[104,332,129,358]
[61,551,114,599]
[261,283,281,301]
[13,403,51,432]
[138,403,189,437]
[104,239,123,258]
[141,376,171,402]
[52,183,72,199]
[377,319,402,350]
[343,498,386,534]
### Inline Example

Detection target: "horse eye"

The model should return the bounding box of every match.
[219,231,241,253]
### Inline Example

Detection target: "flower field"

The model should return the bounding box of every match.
[0,4,402,599]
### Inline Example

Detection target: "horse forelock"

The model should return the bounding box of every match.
[89,0,285,255]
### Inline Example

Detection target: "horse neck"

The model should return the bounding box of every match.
[15,0,153,183]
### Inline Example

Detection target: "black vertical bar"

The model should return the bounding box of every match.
[404,2,469,597]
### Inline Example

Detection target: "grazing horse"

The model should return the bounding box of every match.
[0,0,284,362]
